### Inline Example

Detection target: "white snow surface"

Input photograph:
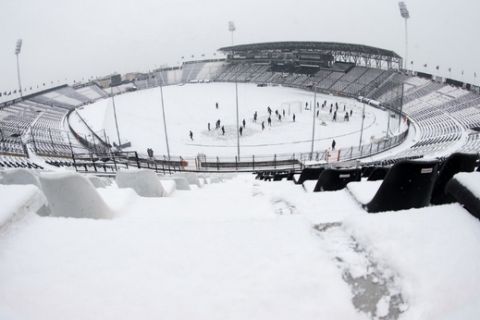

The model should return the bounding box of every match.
[73,82,394,157]
[1,173,480,319]
[343,204,480,320]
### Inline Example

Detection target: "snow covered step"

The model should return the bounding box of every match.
[0,184,46,229]
[39,172,113,219]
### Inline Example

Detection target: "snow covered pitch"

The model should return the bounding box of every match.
[72,83,395,157]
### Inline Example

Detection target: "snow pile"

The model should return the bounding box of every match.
[39,172,113,219]
[116,170,173,197]
[0,184,46,229]
[343,204,480,319]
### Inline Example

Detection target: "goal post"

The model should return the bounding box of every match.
[280,101,303,115]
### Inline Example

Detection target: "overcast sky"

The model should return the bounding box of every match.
[1,0,479,91]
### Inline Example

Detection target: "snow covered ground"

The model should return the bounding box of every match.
[1,172,480,320]
[72,83,398,158]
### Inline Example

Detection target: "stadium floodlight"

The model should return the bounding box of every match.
[310,82,317,159]
[359,100,366,149]
[110,87,122,148]
[156,76,171,161]
[228,21,240,159]
[228,21,236,46]
[14,39,23,98]
[398,2,410,70]
[15,39,22,54]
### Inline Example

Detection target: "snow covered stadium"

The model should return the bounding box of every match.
[1,39,480,320]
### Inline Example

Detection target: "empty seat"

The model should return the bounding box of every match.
[311,168,361,192]
[117,170,174,197]
[88,176,113,188]
[446,172,480,220]
[39,172,113,219]
[430,153,478,205]
[173,172,203,188]
[367,167,390,181]
[159,175,190,190]
[362,160,439,213]
[293,167,324,184]
[0,168,41,188]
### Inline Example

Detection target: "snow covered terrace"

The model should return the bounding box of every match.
[1,168,480,320]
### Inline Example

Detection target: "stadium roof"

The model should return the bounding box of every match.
[218,41,401,59]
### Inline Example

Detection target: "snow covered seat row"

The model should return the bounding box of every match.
[347,160,439,213]
[446,172,480,220]
[0,169,113,219]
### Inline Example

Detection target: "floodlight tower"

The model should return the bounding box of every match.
[228,21,235,46]
[156,75,171,161]
[14,39,23,98]
[398,2,410,70]
[310,81,317,159]
[229,21,240,159]
[110,87,122,148]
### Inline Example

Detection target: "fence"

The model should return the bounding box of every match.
[71,126,409,174]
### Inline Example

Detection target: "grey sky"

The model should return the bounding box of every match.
[1,0,479,91]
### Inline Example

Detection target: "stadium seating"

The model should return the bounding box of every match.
[293,167,324,184]
[348,160,439,213]
[445,172,480,219]
[116,170,175,197]
[304,168,361,192]
[366,166,390,181]
[430,153,478,205]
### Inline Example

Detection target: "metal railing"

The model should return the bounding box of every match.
[70,126,408,174]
